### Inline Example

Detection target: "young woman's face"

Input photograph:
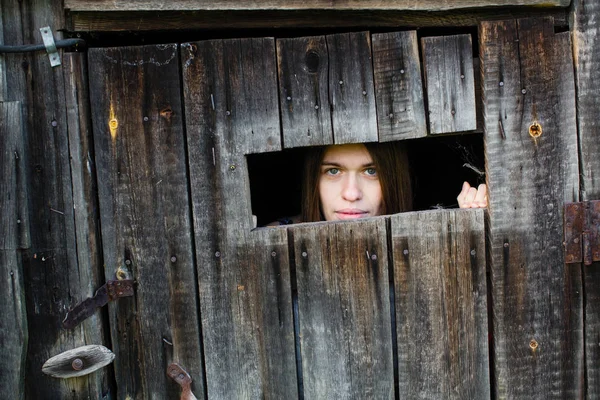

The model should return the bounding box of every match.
[318,144,383,221]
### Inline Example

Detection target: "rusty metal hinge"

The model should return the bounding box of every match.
[62,280,134,329]
[564,200,600,265]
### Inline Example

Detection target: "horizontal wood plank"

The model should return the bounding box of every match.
[291,219,393,399]
[391,209,489,399]
[480,17,583,398]
[68,9,569,31]
[65,0,569,11]
[372,30,427,141]
[89,44,205,400]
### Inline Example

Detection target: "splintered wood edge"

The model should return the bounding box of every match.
[42,345,115,378]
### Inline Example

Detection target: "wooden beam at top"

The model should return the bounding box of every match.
[65,0,569,12]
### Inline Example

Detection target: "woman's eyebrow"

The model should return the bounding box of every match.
[321,161,376,167]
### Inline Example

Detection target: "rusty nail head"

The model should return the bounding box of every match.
[400,69,405,74]
[125,259,131,265]
[529,122,542,138]
[72,358,84,370]
[460,74,465,79]
[215,251,221,258]
[339,80,343,85]
[499,81,504,86]
[522,88,527,94]
[403,249,409,255]
[529,339,538,350]
[371,254,377,261]
[471,249,476,256]
[362,90,367,95]
[178,373,184,380]
[170,256,177,263]
[229,165,236,171]
[302,251,308,258]
[226,110,231,116]
[271,251,276,257]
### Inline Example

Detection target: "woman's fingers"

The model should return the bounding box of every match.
[457,182,488,208]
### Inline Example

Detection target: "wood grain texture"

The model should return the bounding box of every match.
[42,345,115,379]
[372,31,426,141]
[68,8,569,32]
[1,0,113,397]
[480,18,583,398]
[422,34,476,134]
[327,32,378,144]
[89,44,205,400]
[182,38,297,399]
[65,0,569,11]
[0,101,28,399]
[290,219,393,399]
[277,35,333,148]
[391,209,489,399]
[571,0,600,396]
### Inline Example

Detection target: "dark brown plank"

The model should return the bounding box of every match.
[181,38,297,399]
[372,31,427,141]
[89,44,205,400]
[327,31,378,144]
[277,35,333,148]
[480,18,583,398]
[0,101,28,398]
[391,209,489,399]
[1,0,114,397]
[422,34,476,134]
[290,219,393,399]
[65,0,569,11]
[68,9,569,32]
[571,1,600,396]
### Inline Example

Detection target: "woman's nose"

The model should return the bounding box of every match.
[341,176,362,201]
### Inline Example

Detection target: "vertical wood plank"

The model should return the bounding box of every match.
[291,219,393,399]
[372,31,427,141]
[327,32,378,144]
[277,35,333,148]
[391,209,489,399]
[571,1,600,396]
[480,18,583,398]
[0,101,28,399]
[422,34,476,134]
[89,44,205,400]
[182,39,297,399]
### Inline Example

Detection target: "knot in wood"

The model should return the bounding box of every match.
[305,50,320,73]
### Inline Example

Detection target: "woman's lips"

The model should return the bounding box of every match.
[335,209,368,219]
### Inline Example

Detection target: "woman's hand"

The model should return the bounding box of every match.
[457,182,487,208]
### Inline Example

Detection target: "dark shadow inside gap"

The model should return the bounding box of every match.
[247,133,484,227]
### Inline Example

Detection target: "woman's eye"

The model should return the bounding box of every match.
[364,168,377,176]
[326,168,340,175]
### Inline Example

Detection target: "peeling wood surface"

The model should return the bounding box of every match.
[391,209,489,399]
[422,34,476,134]
[0,101,28,399]
[571,0,600,396]
[89,44,205,400]
[327,32,378,144]
[65,0,569,11]
[182,38,297,399]
[372,31,427,141]
[480,17,583,398]
[277,35,333,148]
[291,219,393,399]
[67,8,569,32]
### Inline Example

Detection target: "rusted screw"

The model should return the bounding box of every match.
[470,249,477,256]
[371,254,377,261]
[529,122,542,138]
[271,251,277,257]
[72,358,84,371]
[529,339,538,351]
[215,251,221,258]
[301,251,308,258]
[499,81,504,87]
[109,119,118,129]
[170,256,177,263]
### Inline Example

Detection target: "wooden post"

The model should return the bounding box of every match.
[571,0,600,396]
[480,17,583,398]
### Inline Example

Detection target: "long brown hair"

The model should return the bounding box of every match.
[301,142,412,222]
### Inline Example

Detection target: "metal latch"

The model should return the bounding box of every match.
[62,280,134,329]
[564,200,600,265]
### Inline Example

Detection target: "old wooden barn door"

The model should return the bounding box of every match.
[82,18,581,399]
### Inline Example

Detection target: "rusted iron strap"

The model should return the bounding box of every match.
[62,280,134,329]
[167,363,198,400]
[564,200,600,265]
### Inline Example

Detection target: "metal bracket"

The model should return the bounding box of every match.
[564,200,600,265]
[167,363,198,400]
[39,26,60,67]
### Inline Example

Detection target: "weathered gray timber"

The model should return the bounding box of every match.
[67,8,569,32]
[571,0,600,397]
[391,209,489,399]
[1,0,112,397]
[0,15,5,100]
[89,44,205,400]
[0,101,28,399]
[181,38,297,399]
[41,345,115,379]
[290,219,393,399]
[327,32,378,144]
[372,31,427,141]
[277,36,333,148]
[480,17,583,398]
[422,34,476,134]
[65,0,570,11]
